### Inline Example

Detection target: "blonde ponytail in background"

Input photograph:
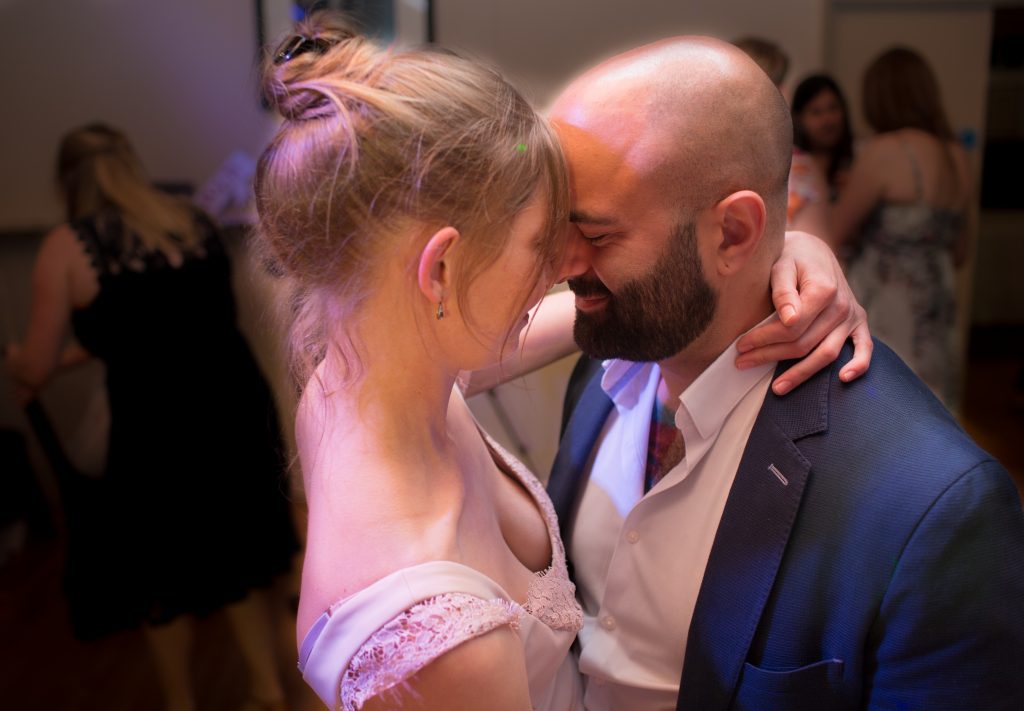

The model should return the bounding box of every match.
[57,123,200,251]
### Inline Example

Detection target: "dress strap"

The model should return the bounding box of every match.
[899,139,926,203]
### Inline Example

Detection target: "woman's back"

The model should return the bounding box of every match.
[870,128,969,210]
[838,127,971,409]
[70,210,243,366]
[68,209,280,449]
[64,205,299,633]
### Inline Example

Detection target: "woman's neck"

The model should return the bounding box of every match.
[314,324,461,469]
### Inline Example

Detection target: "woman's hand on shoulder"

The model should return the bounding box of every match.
[361,624,532,711]
[735,230,871,395]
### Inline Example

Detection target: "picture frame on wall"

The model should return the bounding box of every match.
[257,0,434,54]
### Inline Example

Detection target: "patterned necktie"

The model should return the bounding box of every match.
[644,399,685,493]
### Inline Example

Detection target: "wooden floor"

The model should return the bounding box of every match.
[0,505,323,711]
[959,327,1024,502]
[1,331,1022,711]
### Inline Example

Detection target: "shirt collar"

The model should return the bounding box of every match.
[599,359,654,409]
[597,314,778,436]
[676,314,777,439]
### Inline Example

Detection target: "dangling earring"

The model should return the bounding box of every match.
[436,301,445,320]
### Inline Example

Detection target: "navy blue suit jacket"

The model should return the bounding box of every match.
[548,340,1024,710]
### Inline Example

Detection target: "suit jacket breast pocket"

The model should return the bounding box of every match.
[734,658,846,711]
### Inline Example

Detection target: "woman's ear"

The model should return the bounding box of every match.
[713,190,766,275]
[417,226,460,302]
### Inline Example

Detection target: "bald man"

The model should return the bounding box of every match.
[548,37,1024,711]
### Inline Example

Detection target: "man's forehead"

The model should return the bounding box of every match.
[552,115,669,215]
[552,113,650,175]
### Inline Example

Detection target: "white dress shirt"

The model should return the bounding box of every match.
[569,327,776,711]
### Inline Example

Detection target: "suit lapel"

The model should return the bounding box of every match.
[547,366,614,545]
[677,360,831,711]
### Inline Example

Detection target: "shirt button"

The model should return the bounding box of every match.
[625,530,640,544]
[600,615,616,631]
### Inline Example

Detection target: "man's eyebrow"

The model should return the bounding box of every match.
[569,210,617,226]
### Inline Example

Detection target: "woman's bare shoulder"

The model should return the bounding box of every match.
[41,222,77,245]
[35,224,85,269]
[33,224,97,303]
[296,450,456,647]
[296,384,461,622]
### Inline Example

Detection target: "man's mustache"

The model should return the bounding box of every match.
[568,276,612,299]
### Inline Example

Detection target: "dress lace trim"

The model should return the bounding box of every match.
[340,593,521,711]
[481,434,583,633]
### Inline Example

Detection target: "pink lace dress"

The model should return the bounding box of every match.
[298,434,584,710]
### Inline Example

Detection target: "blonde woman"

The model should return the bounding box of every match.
[5,124,297,711]
[255,13,872,711]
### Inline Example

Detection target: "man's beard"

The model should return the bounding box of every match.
[568,220,717,362]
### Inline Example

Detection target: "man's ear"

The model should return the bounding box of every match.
[712,190,766,276]
[417,226,460,302]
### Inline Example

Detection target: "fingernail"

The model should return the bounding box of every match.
[840,369,853,382]
[773,380,792,395]
[736,358,751,369]
[780,305,796,324]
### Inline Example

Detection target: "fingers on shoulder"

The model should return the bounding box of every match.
[362,625,531,711]
[800,270,841,311]
[840,325,874,382]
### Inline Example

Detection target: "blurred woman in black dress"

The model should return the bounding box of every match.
[5,123,299,711]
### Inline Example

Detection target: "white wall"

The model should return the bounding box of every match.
[435,0,828,106]
[0,0,1006,483]
[829,6,991,150]
[0,0,279,230]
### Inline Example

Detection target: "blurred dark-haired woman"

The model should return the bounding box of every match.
[792,73,855,202]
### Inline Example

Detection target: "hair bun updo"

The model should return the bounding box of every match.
[254,9,570,386]
[261,12,364,122]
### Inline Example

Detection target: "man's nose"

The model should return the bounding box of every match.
[555,223,591,283]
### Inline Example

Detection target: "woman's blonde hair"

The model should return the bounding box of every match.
[57,123,200,249]
[254,12,569,387]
